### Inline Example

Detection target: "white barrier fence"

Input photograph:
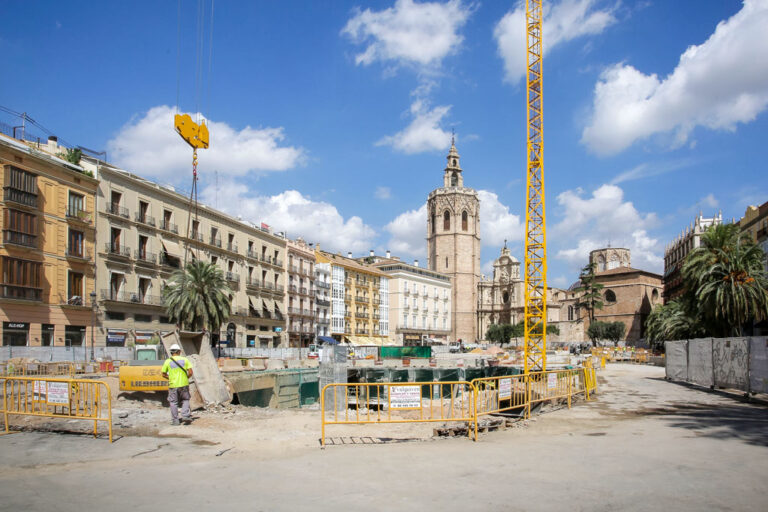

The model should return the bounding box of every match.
[665,337,768,394]
[0,346,135,362]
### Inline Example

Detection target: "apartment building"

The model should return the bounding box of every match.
[370,254,452,345]
[85,160,287,348]
[285,237,315,347]
[663,212,722,303]
[315,250,390,345]
[0,134,98,347]
[314,262,331,339]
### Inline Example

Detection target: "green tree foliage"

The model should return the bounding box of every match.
[586,321,624,345]
[586,322,604,344]
[62,148,82,165]
[487,321,559,343]
[574,262,604,322]
[162,260,233,332]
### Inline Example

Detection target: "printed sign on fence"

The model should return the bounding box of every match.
[389,385,421,409]
[499,378,512,399]
[33,380,46,401]
[547,373,558,389]
[46,381,70,405]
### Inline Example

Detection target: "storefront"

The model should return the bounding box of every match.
[106,328,127,346]
[65,325,86,347]
[2,322,29,346]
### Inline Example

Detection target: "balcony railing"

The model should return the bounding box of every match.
[1,284,42,301]
[106,202,129,218]
[371,298,381,305]
[316,317,330,325]
[189,231,203,243]
[135,250,157,264]
[355,296,369,303]
[66,247,90,260]
[225,272,239,283]
[274,284,284,293]
[66,206,92,224]
[246,250,259,260]
[4,188,38,208]
[344,294,352,301]
[159,252,181,269]
[160,220,179,234]
[315,281,330,289]
[135,212,156,227]
[246,277,261,288]
[209,236,222,248]
[105,243,131,258]
[3,230,37,248]
[100,289,162,305]
[227,242,238,253]
[290,265,299,273]
[316,298,330,307]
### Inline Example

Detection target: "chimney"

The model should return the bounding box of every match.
[386,250,391,259]
[414,259,419,267]
[47,135,58,152]
[347,252,352,259]
[369,249,374,257]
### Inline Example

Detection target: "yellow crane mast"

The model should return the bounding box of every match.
[523,0,547,373]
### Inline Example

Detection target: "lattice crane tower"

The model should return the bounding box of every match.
[523,0,547,373]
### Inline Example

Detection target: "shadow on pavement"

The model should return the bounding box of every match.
[643,378,768,447]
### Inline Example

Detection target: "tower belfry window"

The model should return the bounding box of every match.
[443,210,450,231]
[451,173,458,187]
[462,211,468,231]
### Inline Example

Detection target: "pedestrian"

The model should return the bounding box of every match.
[161,344,193,425]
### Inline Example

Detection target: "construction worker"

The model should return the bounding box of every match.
[161,344,193,425]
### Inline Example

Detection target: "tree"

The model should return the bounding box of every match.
[586,322,605,344]
[162,260,233,332]
[683,223,768,336]
[60,148,82,165]
[574,262,604,322]
[604,322,626,345]
[645,300,705,346]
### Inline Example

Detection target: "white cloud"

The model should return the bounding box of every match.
[582,0,768,155]
[376,99,452,154]
[107,105,306,183]
[199,181,376,254]
[699,193,719,210]
[494,0,617,84]
[553,184,662,273]
[375,186,392,200]
[383,190,524,259]
[610,158,695,185]
[342,0,473,70]
[384,204,427,259]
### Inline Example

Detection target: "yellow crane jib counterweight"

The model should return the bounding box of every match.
[174,113,210,149]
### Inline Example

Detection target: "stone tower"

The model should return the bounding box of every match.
[427,141,481,342]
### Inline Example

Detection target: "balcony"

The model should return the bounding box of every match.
[357,328,370,335]
[134,212,156,227]
[160,220,179,234]
[403,288,410,295]
[104,243,131,258]
[209,236,222,248]
[225,272,240,283]
[189,231,204,243]
[66,247,91,261]
[106,202,129,219]
[344,294,352,302]
[3,230,37,248]
[273,284,284,294]
[66,206,92,224]
[290,265,299,273]
[226,242,238,254]
[315,281,330,289]
[246,277,261,289]
[100,289,163,306]
[4,188,38,209]
[159,252,181,269]
[413,288,420,296]
[355,296,369,303]
[246,250,259,261]
[135,250,157,265]
[316,317,330,325]
[316,298,330,307]
[1,284,42,301]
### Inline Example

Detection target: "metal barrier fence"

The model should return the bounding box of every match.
[322,367,599,446]
[0,361,76,378]
[591,348,650,364]
[321,381,475,447]
[1,376,113,442]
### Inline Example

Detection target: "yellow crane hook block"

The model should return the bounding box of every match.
[174,113,210,149]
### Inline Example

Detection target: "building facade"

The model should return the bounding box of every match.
[737,201,768,270]
[314,262,331,339]
[0,134,98,348]
[316,250,390,345]
[371,256,452,345]
[285,238,315,347]
[427,142,481,343]
[663,212,722,303]
[86,160,287,348]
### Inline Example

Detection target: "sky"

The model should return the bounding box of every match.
[2,0,767,289]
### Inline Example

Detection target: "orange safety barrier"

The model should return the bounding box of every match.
[321,381,475,447]
[0,361,76,378]
[1,376,113,442]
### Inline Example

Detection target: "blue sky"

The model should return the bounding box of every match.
[2,0,767,288]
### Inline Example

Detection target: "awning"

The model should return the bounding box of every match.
[317,336,339,345]
[161,239,183,259]
[262,298,273,312]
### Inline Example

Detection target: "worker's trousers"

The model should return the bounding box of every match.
[168,386,191,420]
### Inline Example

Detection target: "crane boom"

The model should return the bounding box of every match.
[523,0,547,373]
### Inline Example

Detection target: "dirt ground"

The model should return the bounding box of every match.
[1,364,767,511]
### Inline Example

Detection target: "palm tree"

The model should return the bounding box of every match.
[682,223,768,336]
[645,300,704,346]
[162,260,233,332]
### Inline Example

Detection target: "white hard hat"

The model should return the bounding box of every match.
[169,344,181,352]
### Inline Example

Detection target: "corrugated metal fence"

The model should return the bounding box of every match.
[665,337,768,394]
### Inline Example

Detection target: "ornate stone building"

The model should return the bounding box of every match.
[663,212,722,303]
[427,141,481,343]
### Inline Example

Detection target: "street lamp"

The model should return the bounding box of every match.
[90,291,97,362]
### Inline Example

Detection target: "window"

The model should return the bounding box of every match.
[443,210,450,230]
[462,211,468,231]
[135,314,152,323]
[106,311,125,321]
[191,220,200,239]
[163,209,173,230]
[138,200,149,223]
[68,192,84,217]
[3,208,37,247]
[1,257,42,300]
[68,229,84,257]
[604,289,616,303]
[110,227,121,251]
[445,256,449,269]
[41,324,54,346]
[4,166,38,207]
[568,305,574,321]
[138,277,151,302]
[138,235,148,259]
[431,211,436,234]
[67,271,84,301]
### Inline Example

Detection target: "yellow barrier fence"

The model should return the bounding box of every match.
[0,362,76,378]
[321,381,475,447]
[1,376,113,442]
[323,368,599,446]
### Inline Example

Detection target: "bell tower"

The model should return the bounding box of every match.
[427,139,481,342]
